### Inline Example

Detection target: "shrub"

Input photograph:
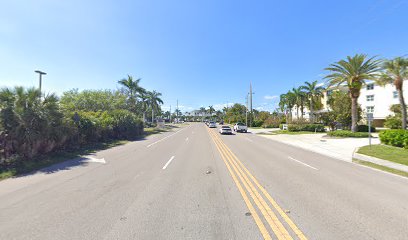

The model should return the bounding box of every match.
[357,124,376,132]
[287,123,325,132]
[384,116,402,129]
[262,117,280,128]
[252,119,263,127]
[327,130,370,138]
[379,129,408,148]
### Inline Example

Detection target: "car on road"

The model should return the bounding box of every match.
[208,121,217,128]
[233,122,248,133]
[219,125,232,134]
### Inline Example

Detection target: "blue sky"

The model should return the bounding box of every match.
[1,0,408,112]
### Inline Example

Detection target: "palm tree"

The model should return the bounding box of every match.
[325,54,382,132]
[279,91,296,122]
[208,105,215,116]
[292,87,306,119]
[118,75,145,113]
[378,57,408,129]
[199,107,206,116]
[301,80,325,122]
[147,90,164,123]
[139,91,149,122]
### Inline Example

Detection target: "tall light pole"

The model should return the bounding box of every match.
[35,70,47,94]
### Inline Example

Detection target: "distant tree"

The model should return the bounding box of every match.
[147,90,163,123]
[118,75,146,113]
[301,80,325,122]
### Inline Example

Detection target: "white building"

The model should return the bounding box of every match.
[289,81,406,127]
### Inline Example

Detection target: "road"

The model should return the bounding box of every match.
[1,123,408,240]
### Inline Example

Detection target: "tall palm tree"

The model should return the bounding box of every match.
[378,57,408,129]
[301,80,325,122]
[279,91,296,122]
[324,54,382,132]
[118,75,145,113]
[139,91,149,122]
[292,87,306,119]
[147,90,164,123]
[199,107,206,116]
[208,105,215,116]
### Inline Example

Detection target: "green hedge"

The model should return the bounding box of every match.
[379,129,408,148]
[357,124,376,132]
[327,130,370,138]
[287,124,325,132]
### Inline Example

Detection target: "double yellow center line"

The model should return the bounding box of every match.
[207,128,307,240]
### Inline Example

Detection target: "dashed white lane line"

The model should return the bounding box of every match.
[288,156,318,170]
[186,137,189,141]
[245,137,254,142]
[147,127,187,148]
[86,156,106,164]
[162,156,175,170]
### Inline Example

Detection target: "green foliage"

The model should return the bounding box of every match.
[327,130,370,138]
[327,91,361,129]
[60,89,128,112]
[0,87,144,170]
[357,125,376,132]
[224,103,246,123]
[384,104,405,129]
[385,116,402,129]
[262,116,281,128]
[287,123,325,132]
[379,130,408,148]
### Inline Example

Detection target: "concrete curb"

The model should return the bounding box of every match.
[352,147,408,173]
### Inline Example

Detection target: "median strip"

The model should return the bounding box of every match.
[207,128,308,240]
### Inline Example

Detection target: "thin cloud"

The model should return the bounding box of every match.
[264,95,278,100]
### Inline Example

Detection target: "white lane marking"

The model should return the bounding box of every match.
[185,137,189,141]
[86,156,106,164]
[288,156,318,170]
[147,127,186,148]
[162,156,175,170]
[245,137,254,142]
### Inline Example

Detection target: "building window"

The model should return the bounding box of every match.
[366,95,374,101]
[393,91,398,99]
[366,84,374,90]
[367,106,374,113]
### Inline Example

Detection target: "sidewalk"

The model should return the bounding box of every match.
[253,130,380,162]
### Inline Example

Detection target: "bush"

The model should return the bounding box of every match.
[252,119,263,127]
[379,129,408,148]
[384,116,402,129]
[327,130,370,138]
[357,125,376,132]
[262,117,280,128]
[287,123,325,132]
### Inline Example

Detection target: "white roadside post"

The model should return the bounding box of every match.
[367,113,373,148]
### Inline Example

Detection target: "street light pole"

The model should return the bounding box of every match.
[34,70,47,96]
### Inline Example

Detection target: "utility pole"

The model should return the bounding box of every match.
[169,105,172,123]
[245,94,249,126]
[35,70,47,97]
[176,99,179,123]
[248,82,255,127]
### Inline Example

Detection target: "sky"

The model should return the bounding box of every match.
[1,0,408,113]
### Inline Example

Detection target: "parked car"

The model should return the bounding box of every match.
[233,122,248,133]
[208,121,217,128]
[219,125,232,135]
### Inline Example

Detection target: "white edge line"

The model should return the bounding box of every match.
[147,127,187,148]
[288,156,318,170]
[162,156,175,170]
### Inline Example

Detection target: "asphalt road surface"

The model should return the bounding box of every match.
[1,123,408,240]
